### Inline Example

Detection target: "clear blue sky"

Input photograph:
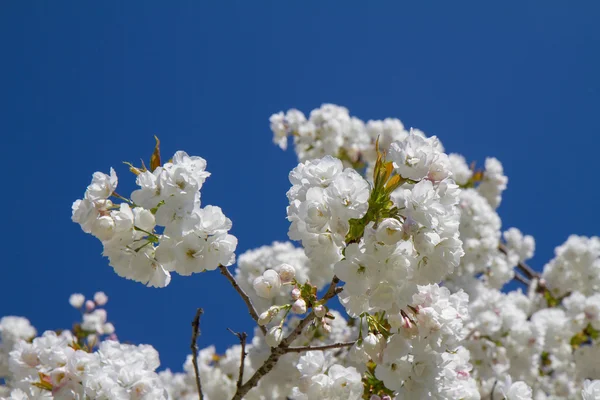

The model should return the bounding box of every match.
[1,2,598,371]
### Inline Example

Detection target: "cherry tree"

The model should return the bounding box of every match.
[1,104,600,399]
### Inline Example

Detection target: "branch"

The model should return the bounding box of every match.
[227,328,248,390]
[190,308,204,400]
[498,243,539,279]
[219,265,267,336]
[513,271,531,286]
[282,276,341,348]
[284,341,355,353]
[231,275,342,400]
[490,378,498,399]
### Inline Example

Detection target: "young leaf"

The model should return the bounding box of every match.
[150,135,161,171]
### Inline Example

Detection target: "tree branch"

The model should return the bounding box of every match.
[498,243,539,279]
[231,275,342,400]
[513,271,531,286]
[281,276,341,348]
[284,341,355,353]
[490,378,498,399]
[190,308,204,400]
[219,265,267,336]
[227,328,248,390]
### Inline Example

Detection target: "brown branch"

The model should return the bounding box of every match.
[219,265,267,336]
[281,276,341,348]
[231,276,342,400]
[498,243,539,279]
[513,271,531,286]
[227,328,248,389]
[190,308,204,400]
[284,341,355,353]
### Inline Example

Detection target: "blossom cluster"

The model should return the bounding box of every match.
[1,293,166,400]
[71,149,238,288]
[2,104,600,399]
[270,104,600,399]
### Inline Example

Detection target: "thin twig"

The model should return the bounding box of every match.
[490,378,498,399]
[219,265,267,335]
[231,276,342,400]
[284,341,355,353]
[281,276,341,348]
[513,271,531,286]
[498,243,539,279]
[191,308,204,400]
[227,328,248,389]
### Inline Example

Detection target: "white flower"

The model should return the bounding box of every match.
[297,351,325,378]
[504,380,533,400]
[375,218,404,245]
[253,270,282,299]
[583,380,600,400]
[174,233,207,276]
[278,263,296,283]
[85,168,118,202]
[388,133,437,181]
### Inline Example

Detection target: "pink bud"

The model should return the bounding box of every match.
[291,287,301,300]
[85,300,95,312]
[292,299,307,314]
[93,292,108,306]
[314,304,326,318]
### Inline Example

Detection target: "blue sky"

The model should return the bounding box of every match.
[1,2,599,371]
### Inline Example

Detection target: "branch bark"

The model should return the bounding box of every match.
[284,341,355,353]
[227,328,248,390]
[219,265,267,336]
[231,276,342,400]
[513,271,531,286]
[190,308,204,400]
[498,243,539,279]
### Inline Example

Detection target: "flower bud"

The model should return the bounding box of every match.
[258,306,279,326]
[278,263,296,283]
[291,287,301,300]
[102,322,115,335]
[94,292,108,306]
[69,293,85,309]
[265,326,284,347]
[86,334,98,347]
[258,311,271,326]
[85,300,96,312]
[321,320,332,334]
[314,304,327,318]
[292,299,307,314]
